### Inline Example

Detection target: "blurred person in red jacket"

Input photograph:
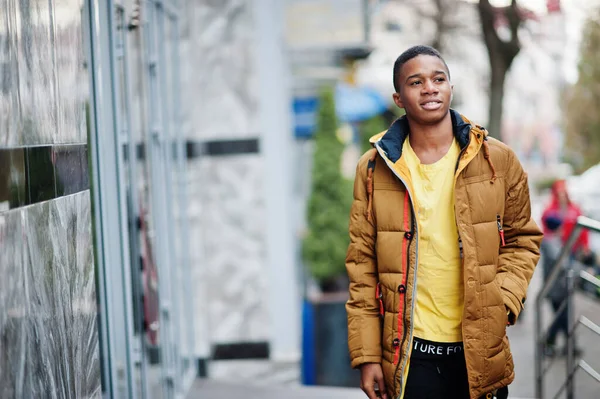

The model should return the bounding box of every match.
[541,179,590,255]
[540,179,592,356]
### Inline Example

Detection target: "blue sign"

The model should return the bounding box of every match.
[293,96,319,139]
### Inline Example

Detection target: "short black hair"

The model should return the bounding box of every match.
[393,45,450,92]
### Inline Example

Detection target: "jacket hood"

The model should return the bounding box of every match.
[369,109,486,163]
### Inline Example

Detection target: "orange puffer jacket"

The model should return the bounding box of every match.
[345,110,543,399]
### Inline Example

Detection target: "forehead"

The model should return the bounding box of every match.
[400,54,449,78]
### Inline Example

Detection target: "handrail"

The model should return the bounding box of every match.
[535,216,600,399]
[580,269,600,288]
[580,360,600,383]
[536,216,600,302]
[580,316,600,336]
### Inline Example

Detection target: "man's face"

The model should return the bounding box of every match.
[393,55,453,125]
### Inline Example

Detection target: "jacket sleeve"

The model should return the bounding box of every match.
[345,155,381,368]
[497,150,543,324]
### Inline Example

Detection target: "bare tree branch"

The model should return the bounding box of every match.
[478,0,525,140]
[432,0,445,49]
[393,0,469,52]
[507,0,522,57]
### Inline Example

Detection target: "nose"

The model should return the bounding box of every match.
[421,79,438,95]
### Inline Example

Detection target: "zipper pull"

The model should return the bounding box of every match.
[376,283,384,317]
[497,215,506,247]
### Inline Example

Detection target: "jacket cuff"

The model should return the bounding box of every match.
[351,355,383,369]
[501,277,525,324]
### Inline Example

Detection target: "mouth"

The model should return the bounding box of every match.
[420,100,442,111]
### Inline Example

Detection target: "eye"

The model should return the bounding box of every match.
[434,77,446,82]
[410,80,422,86]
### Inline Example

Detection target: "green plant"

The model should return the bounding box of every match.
[302,88,353,290]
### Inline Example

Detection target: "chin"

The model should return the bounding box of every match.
[417,109,449,125]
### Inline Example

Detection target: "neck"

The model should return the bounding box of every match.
[406,111,454,152]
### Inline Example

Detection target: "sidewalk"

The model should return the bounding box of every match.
[187,380,366,399]
[186,379,537,399]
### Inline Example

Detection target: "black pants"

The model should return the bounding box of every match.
[546,299,569,345]
[403,355,509,399]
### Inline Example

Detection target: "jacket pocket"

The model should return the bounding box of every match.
[380,285,395,362]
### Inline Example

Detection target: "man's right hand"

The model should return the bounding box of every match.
[360,363,388,399]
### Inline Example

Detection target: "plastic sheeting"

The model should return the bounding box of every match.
[0,193,101,398]
[0,0,100,397]
[0,0,88,147]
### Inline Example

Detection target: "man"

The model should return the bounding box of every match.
[345,45,542,399]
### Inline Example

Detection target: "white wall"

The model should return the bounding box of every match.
[179,0,300,361]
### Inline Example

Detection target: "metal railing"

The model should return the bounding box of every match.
[535,216,600,399]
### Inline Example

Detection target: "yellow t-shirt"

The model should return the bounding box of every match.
[402,137,464,342]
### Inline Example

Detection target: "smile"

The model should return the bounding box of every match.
[421,101,442,110]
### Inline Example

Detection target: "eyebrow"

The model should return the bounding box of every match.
[405,70,448,83]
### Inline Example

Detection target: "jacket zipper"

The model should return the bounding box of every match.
[452,129,485,398]
[497,214,506,246]
[393,197,412,365]
[454,138,471,398]
[375,143,419,399]
[395,213,415,366]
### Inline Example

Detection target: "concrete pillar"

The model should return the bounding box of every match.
[253,0,301,361]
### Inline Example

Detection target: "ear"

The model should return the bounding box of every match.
[450,85,454,103]
[393,92,404,109]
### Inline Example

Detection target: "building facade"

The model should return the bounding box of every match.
[0,0,100,397]
[1,0,197,397]
[1,0,305,397]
